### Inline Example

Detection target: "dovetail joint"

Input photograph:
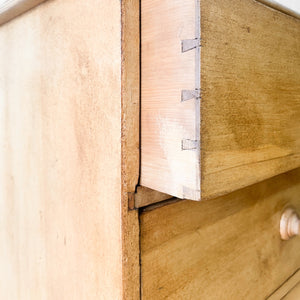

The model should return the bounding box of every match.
[181,89,200,102]
[181,139,199,151]
[182,186,201,200]
[181,38,201,53]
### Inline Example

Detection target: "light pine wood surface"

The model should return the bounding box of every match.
[256,0,300,19]
[284,282,300,300]
[0,0,47,25]
[134,186,173,208]
[121,0,140,297]
[0,0,136,298]
[141,169,300,299]
[141,0,300,202]
[141,0,200,200]
[200,0,300,200]
[268,269,300,299]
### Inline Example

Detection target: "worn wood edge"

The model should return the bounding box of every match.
[141,197,182,213]
[121,0,140,299]
[134,186,173,208]
[267,269,300,299]
[0,0,47,26]
[255,0,300,19]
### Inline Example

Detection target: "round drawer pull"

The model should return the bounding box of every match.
[280,208,300,240]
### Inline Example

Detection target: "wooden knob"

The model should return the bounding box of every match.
[280,208,300,240]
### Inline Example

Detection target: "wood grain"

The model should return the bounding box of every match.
[0,0,124,298]
[0,0,47,25]
[141,0,300,202]
[201,0,300,200]
[141,0,199,200]
[141,169,300,299]
[284,282,300,300]
[134,186,172,208]
[121,0,140,298]
[256,0,300,19]
[268,269,300,299]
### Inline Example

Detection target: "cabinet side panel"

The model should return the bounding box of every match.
[0,0,47,26]
[0,0,123,298]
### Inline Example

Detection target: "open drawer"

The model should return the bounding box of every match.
[141,0,300,201]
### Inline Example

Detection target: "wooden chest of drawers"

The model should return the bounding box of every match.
[0,0,299,299]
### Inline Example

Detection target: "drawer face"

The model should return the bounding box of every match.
[140,169,300,299]
[141,0,300,201]
[268,269,300,299]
